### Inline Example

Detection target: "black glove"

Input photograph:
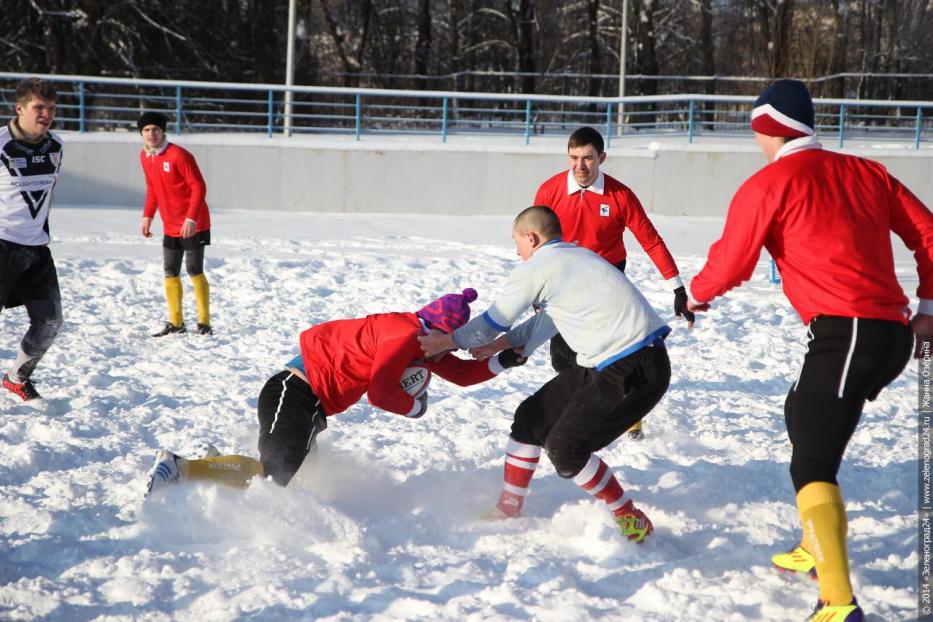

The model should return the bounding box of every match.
[673,286,695,324]
[497,349,527,369]
[407,391,428,419]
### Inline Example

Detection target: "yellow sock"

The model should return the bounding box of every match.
[627,421,643,433]
[184,455,264,489]
[164,276,183,326]
[797,482,853,605]
[191,273,211,325]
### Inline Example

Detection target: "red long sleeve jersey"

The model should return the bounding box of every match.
[299,311,496,417]
[534,171,679,277]
[691,147,933,324]
[140,143,211,237]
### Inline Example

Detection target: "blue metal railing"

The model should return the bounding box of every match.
[1,72,930,147]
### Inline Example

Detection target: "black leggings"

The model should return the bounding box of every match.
[511,343,670,478]
[163,246,205,278]
[257,371,328,486]
[785,316,912,491]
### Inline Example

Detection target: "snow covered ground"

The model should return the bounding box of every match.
[0,206,922,621]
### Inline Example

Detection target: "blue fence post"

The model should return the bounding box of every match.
[687,98,695,144]
[524,99,532,145]
[606,103,613,148]
[267,90,274,137]
[838,104,845,148]
[78,81,86,133]
[355,94,362,141]
[917,106,923,150]
[441,96,448,144]
[175,86,183,134]
[769,259,781,284]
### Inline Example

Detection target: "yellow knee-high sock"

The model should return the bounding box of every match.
[797,482,853,605]
[183,455,264,489]
[627,421,643,433]
[164,277,184,326]
[191,273,211,325]
[191,272,211,326]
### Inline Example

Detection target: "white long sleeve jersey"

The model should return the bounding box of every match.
[0,124,64,246]
[457,240,669,370]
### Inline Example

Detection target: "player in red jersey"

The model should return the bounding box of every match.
[689,79,933,622]
[145,288,525,495]
[138,112,213,337]
[534,126,693,439]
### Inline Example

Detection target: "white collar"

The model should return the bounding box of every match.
[774,135,823,161]
[565,170,605,196]
[145,139,170,157]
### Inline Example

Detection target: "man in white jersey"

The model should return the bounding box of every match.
[419,206,670,542]
[0,78,64,402]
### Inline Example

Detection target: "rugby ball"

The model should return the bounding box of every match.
[399,366,432,396]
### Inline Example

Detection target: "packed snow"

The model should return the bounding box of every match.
[0,206,921,621]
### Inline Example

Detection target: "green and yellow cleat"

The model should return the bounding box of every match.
[771,544,817,580]
[806,598,864,621]
[616,507,653,543]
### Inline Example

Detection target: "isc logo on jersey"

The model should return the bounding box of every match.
[600,204,611,217]
[163,162,171,172]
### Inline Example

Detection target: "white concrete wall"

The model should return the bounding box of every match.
[55,132,933,217]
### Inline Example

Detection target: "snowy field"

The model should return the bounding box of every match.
[0,206,922,621]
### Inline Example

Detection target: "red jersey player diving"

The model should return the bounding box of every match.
[145,288,525,493]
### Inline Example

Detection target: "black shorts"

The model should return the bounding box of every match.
[785,316,912,490]
[512,341,670,478]
[163,229,210,251]
[257,370,328,486]
[0,240,60,310]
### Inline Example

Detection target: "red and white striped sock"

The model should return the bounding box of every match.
[495,437,541,518]
[572,454,634,517]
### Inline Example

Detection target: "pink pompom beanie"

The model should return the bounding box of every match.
[416,288,478,334]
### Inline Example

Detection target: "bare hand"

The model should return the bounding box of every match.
[418,330,455,357]
[687,296,711,314]
[468,343,500,360]
[180,219,197,238]
[912,313,933,358]
[141,217,152,238]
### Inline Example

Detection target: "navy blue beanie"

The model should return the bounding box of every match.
[750,80,814,138]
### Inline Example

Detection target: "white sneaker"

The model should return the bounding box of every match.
[145,449,183,497]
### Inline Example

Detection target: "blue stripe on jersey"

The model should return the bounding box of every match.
[285,353,306,374]
[482,310,511,332]
[595,325,671,371]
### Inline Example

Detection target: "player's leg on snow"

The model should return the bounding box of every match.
[540,344,669,541]
[780,317,911,612]
[155,245,185,335]
[184,244,212,334]
[257,370,328,487]
[2,245,63,401]
[572,453,653,542]
[487,437,540,519]
[146,446,264,496]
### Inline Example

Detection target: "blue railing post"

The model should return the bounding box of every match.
[78,81,86,133]
[267,90,274,137]
[441,97,448,143]
[687,98,695,144]
[524,99,532,145]
[838,104,845,148]
[175,86,183,134]
[917,106,923,150]
[605,103,613,148]
[355,94,362,141]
